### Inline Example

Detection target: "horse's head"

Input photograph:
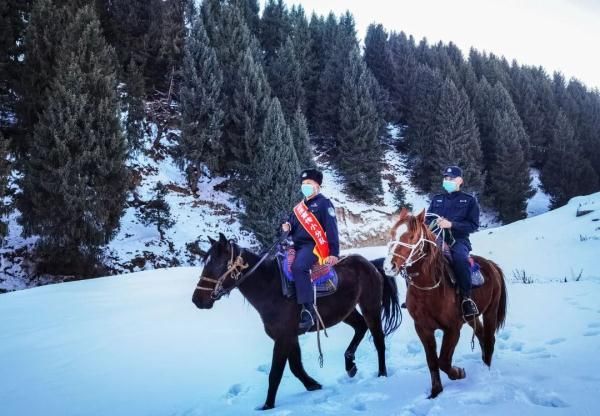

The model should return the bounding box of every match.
[384,208,435,275]
[192,233,248,309]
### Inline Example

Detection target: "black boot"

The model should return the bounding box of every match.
[298,303,315,334]
[461,297,479,320]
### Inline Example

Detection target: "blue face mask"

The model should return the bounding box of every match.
[301,184,315,198]
[443,179,458,193]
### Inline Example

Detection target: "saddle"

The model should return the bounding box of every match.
[276,247,338,299]
[440,242,485,288]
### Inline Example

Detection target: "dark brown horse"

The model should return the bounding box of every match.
[192,233,401,410]
[384,208,507,398]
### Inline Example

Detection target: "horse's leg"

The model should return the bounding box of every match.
[288,337,322,390]
[342,309,368,377]
[466,316,485,359]
[414,324,443,398]
[438,327,466,381]
[261,338,291,410]
[482,306,499,367]
[362,305,387,377]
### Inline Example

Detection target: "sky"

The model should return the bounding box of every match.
[276,0,600,90]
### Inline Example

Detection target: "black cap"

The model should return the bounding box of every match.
[442,166,462,178]
[300,169,323,185]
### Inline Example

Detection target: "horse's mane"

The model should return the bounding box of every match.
[416,219,454,285]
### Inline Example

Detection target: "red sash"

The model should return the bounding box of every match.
[293,200,330,265]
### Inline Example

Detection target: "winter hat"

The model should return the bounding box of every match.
[300,169,323,185]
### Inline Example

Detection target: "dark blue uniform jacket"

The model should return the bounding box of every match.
[427,191,480,249]
[288,193,340,257]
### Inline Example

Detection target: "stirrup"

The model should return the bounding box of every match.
[461,298,479,321]
[298,307,315,334]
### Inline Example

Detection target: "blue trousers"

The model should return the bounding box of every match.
[291,245,318,304]
[450,240,472,297]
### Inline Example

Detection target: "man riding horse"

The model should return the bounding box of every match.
[282,169,340,334]
[427,165,480,320]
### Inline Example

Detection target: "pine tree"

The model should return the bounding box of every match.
[364,24,393,92]
[17,6,128,275]
[428,78,484,194]
[388,31,418,123]
[541,111,599,208]
[0,130,10,240]
[19,0,67,155]
[124,58,146,153]
[178,15,224,173]
[304,13,326,128]
[154,0,187,90]
[241,98,300,246]
[0,0,32,129]
[137,182,175,239]
[487,111,533,222]
[226,47,271,176]
[290,108,314,169]
[337,47,383,201]
[259,0,290,64]
[315,12,358,139]
[202,3,270,176]
[231,0,260,36]
[405,64,444,190]
[267,36,304,121]
[473,79,529,168]
[103,0,152,81]
[289,4,313,112]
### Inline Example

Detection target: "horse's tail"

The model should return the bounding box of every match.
[495,262,508,332]
[370,258,402,336]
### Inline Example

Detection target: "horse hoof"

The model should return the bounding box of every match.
[378,370,387,377]
[428,386,443,399]
[458,367,466,379]
[306,383,322,391]
[258,404,274,411]
[347,365,357,378]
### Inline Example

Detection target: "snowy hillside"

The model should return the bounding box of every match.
[1,125,546,292]
[0,193,598,415]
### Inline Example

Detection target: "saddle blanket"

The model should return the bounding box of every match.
[276,248,338,298]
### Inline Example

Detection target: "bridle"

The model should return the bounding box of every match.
[195,234,287,300]
[386,215,443,291]
[195,245,250,300]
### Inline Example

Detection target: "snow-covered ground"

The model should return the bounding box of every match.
[0,192,598,415]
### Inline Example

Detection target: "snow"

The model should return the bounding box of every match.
[527,168,551,217]
[1,192,599,415]
[471,192,600,282]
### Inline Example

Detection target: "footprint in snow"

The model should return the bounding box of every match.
[350,392,389,412]
[224,383,250,403]
[545,337,566,345]
[256,363,270,374]
[583,330,600,337]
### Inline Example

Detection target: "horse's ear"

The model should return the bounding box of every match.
[218,233,227,245]
[416,209,426,224]
[399,207,409,221]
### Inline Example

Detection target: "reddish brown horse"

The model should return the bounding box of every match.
[384,208,507,398]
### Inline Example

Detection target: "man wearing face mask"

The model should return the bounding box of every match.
[427,166,480,320]
[281,169,340,334]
